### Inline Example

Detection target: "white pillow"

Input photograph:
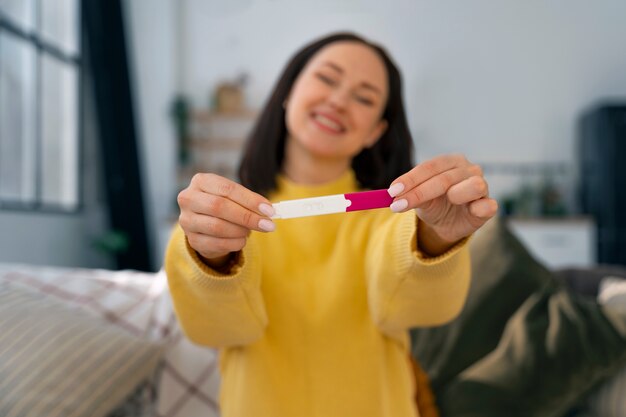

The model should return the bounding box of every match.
[599,277,626,313]
[587,276,626,417]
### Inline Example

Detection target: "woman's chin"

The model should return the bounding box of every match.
[289,133,356,161]
[303,143,350,160]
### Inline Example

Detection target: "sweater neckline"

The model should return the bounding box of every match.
[273,170,359,200]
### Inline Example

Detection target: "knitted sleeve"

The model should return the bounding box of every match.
[164,224,268,348]
[365,211,471,338]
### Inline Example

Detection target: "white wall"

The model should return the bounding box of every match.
[178,0,626,204]
[116,0,626,269]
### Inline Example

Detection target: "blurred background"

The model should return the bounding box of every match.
[1,0,625,272]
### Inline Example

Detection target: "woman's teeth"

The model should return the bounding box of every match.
[314,114,344,132]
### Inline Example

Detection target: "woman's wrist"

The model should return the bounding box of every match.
[199,252,240,273]
[416,219,460,257]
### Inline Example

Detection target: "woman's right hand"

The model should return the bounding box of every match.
[177,173,276,265]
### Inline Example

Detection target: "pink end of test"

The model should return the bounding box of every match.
[344,189,393,212]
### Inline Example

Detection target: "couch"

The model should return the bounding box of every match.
[411,218,626,417]
[1,217,625,417]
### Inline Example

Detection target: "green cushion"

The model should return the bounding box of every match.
[411,217,559,390]
[0,284,164,417]
[410,217,626,417]
[437,286,626,417]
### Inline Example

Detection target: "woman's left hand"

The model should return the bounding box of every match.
[388,154,498,246]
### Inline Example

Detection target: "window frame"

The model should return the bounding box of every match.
[0,0,83,214]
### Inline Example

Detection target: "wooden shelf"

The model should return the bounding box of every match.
[181,109,258,182]
[192,109,258,121]
[188,138,246,151]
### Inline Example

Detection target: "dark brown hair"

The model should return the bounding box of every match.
[238,32,414,196]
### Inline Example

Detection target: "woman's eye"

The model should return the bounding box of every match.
[354,95,374,106]
[316,74,337,86]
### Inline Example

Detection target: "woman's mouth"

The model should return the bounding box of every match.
[311,112,346,134]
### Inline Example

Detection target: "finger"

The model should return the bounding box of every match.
[445,176,489,205]
[180,187,275,233]
[191,173,274,217]
[388,154,468,197]
[187,232,247,258]
[179,212,251,239]
[204,194,276,232]
[390,166,475,212]
[468,198,499,219]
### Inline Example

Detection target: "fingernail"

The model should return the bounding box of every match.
[387,183,405,197]
[259,203,275,217]
[258,219,276,232]
[390,199,408,212]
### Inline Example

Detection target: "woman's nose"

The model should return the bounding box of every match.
[327,87,349,111]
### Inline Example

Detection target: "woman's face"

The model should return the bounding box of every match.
[285,41,389,161]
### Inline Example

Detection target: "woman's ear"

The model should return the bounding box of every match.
[366,119,388,148]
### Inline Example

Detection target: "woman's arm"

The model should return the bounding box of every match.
[366,153,496,337]
[365,212,471,338]
[165,224,268,348]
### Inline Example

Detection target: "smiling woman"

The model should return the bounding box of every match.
[283,41,389,181]
[238,33,413,196]
[165,31,497,417]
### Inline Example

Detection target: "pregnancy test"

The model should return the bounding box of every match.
[271,189,393,219]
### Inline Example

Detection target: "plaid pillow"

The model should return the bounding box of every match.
[0,284,164,417]
[0,264,221,417]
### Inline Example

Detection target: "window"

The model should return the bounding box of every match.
[0,0,80,211]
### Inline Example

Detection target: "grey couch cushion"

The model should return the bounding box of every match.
[554,265,626,298]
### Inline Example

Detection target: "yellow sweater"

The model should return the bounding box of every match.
[165,170,471,417]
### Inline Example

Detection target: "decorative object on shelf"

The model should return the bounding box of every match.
[518,183,541,217]
[212,73,249,114]
[486,162,570,218]
[501,181,568,218]
[539,175,566,217]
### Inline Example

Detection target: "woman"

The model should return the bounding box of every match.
[166,32,498,417]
